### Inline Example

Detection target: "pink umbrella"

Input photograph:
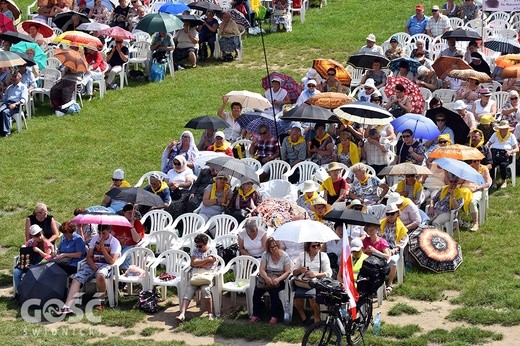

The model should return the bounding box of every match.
[98,26,136,40]
[0,13,15,33]
[385,76,425,115]
[71,212,132,227]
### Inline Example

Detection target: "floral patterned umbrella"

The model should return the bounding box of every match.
[252,198,309,229]
[385,76,425,115]
[261,72,302,104]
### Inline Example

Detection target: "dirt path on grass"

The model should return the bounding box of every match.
[2,285,518,345]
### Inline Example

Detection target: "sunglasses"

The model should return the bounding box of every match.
[112,178,121,182]
[511,97,518,100]
[32,233,42,237]
[436,119,446,122]
[311,244,321,248]
[327,73,335,76]
[438,140,448,144]
[270,244,279,249]
[402,134,411,138]
[173,161,181,166]
[386,211,398,216]
[195,243,204,248]
[307,84,315,87]
[352,206,363,211]
[432,9,438,12]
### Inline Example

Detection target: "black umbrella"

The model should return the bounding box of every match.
[176,14,204,27]
[347,53,390,69]
[425,107,470,145]
[188,1,223,12]
[333,101,394,126]
[105,187,165,208]
[53,11,90,31]
[484,36,520,54]
[409,227,463,273]
[185,115,229,130]
[323,208,380,226]
[0,31,33,44]
[441,28,482,41]
[18,262,68,307]
[206,156,260,185]
[12,52,36,66]
[281,103,341,123]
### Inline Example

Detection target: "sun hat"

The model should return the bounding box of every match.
[453,100,467,110]
[386,203,399,214]
[214,130,225,139]
[327,162,343,172]
[29,224,43,236]
[495,120,511,130]
[386,192,404,205]
[417,66,429,76]
[347,199,366,211]
[113,169,124,180]
[350,237,363,252]
[364,78,376,89]
[479,87,491,95]
[307,79,317,86]
[366,34,376,42]
[271,77,282,83]
[432,5,440,10]
[309,197,333,213]
[213,172,229,181]
[301,180,319,193]
[437,133,451,142]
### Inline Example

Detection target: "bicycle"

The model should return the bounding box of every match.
[301,278,373,346]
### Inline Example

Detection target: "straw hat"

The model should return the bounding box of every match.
[309,197,333,213]
[327,162,343,172]
[213,172,229,181]
[386,192,404,205]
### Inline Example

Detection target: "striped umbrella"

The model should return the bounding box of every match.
[334,101,394,126]
[484,36,520,54]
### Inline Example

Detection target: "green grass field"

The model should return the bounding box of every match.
[1,0,520,344]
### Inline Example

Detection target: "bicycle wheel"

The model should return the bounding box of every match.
[302,321,342,346]
[347,295,373,346]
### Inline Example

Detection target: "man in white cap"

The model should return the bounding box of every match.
[101,168,131,213]
[296,79,320,105]
[296,180,320,214]
[453,100,477,129]
[357,78,379,102]
[426,5,451,38]
[264,77,290,114]
[359,34,384,55]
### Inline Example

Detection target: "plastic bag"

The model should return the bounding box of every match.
[150,59,166,82]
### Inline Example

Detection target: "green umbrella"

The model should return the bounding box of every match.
[135,13,184,34]
[10,41,46,70]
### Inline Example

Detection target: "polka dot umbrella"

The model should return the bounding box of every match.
[385,76,425,115]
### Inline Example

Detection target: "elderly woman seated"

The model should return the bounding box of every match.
[166,155,197,201]
[198,172,233,222]
[226,180,262,223]
[271,0,292,32]
[218,11,242,61]
[427,173,464,229]
[348,163,389,205]
[173,22,198,68]
[237,219,267,258]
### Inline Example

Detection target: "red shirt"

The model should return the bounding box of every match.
[111,220,145,246]
[86,51,107,72]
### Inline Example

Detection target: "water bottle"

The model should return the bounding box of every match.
[283,301,290,323]
[340,303,347,319]
[373,312,381,335]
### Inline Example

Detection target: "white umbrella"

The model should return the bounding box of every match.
[224,90,272,110]
[272,220,339,243]
[76,22,111,32]
[193,150,229,168]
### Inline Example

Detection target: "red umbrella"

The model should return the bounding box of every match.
[21,20,54,38]
[98,26,136,40]
[261,72,302,104]
[385,76,425,115]
[55,31,103,47]
[0,13,14,33]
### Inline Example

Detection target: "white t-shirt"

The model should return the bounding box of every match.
[265,87,288,113]
[488,132,518,151]
[223,112,242,142]
[166,168,196,187]
[89,234,121,264]
[238,228,266,257]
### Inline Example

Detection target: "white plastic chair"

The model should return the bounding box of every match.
[486,11,510,24]
[134,171,168,187]
[31,68,61,102]
[231,139,252,158]
[139,230,179,255]
[388,32,411,45]
[128,41,151,75]
[111,247,155,306]
[218,255,260,316]
[465,19,485,36]
[432,89,457,103]
[497,29,518,40]
[346,65,364,88]
[11,105,28,134]
[290,0,306,24]
[242,157,262,171]
[480,81,502,93]
[214,234,238,249]
[429,43,446,61]
[141,209,174,244]
[491,91,509,113]
[132,31,151,43]
[408,33,431,48]
[260,159,291,180]
[148,249,190,300]
[283,161,320,184]
[171,212,206,237]
[259,179,298,200]
[46,57,61,70]
[202,214,238,239]
[419,87,432,111]
[476,188,489,225]
[449,17,464,29]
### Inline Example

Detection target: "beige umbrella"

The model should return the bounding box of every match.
[306,92,354,109]
[224,90,272,110]
[446,69,492,83]
[379,163,432,176]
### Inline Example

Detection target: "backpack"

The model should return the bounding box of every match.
[138,288,160,313]
[128,69,146,82]
[356,255,390,294]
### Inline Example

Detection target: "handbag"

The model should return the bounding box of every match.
[294,252,322,290]
[257,270,284,289]
[190,267,215,286]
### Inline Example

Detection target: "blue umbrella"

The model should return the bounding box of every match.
[10,41,46,70]
[388,57,422,75]
[391,113,440,140]
[434,158,485,185]
[158,1,190,15]
[236,110,293,136]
